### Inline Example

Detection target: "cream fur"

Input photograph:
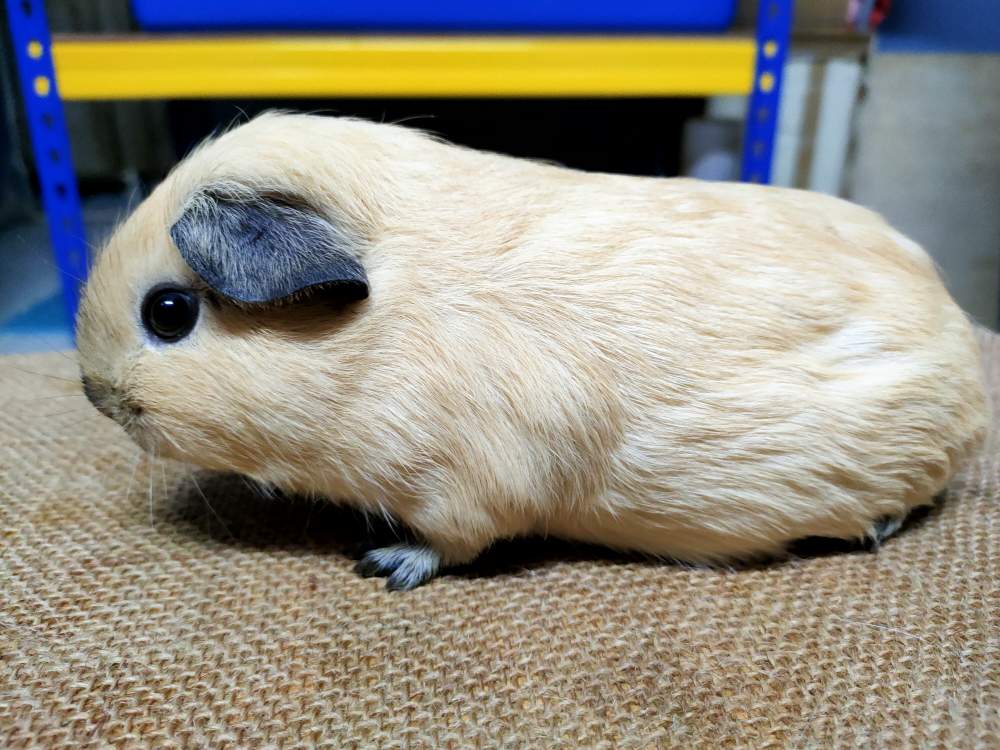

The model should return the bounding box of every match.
[77,112,988,567]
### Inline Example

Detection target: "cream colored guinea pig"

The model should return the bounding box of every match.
[77,112,987,590]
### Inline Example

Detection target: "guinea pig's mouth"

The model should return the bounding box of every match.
[82,375,153,445]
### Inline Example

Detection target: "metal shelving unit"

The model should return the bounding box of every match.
[6,0,793,326]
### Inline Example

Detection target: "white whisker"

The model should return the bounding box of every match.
[148,447,157,528]
[239,476,259,496]
[14,393,84,404]
[36,254,87,285]
[124,450,142,511]
[158,458,169,513]
[302,499,318,534]
[26,332,78,363]
[60,415,106,432]
[240,475,275,500]
[190,472,235,540]
[158,429,186,456]
[41,406,95,419]
[6,366,79,384]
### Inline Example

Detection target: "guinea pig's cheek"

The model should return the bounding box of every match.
[126,364,251,471]
[118,359,196,455]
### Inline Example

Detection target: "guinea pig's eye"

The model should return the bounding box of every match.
[141,286,200,343]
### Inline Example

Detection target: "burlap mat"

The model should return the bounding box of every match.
[1,332,998,749]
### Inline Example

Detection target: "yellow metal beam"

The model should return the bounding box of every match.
[50,35,755,100]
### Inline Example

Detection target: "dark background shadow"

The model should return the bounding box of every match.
[165,97,704,179]
[163,470,945,581]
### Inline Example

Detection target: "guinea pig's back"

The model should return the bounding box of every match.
[493,175,987,560]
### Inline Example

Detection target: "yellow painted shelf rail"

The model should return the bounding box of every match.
[51,35,756,99]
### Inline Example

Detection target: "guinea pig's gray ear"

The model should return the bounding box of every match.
[169,190,368,306]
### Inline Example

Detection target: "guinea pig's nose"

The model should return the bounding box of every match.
[81,375,115,419]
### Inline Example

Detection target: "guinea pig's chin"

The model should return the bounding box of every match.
[117,414,174,459]
[121,419,161,455]
[123,419,217,469]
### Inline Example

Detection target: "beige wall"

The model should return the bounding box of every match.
[849,54,1000,328]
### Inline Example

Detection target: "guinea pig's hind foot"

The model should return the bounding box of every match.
[868,515,906,547]
[355,543,441,591]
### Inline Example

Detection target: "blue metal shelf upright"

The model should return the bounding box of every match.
[7,0,89,324]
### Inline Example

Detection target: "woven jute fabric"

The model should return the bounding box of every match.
[1,334,998,750]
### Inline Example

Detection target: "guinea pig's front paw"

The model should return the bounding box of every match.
[354,543,441,591]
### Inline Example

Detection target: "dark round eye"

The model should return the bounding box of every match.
[141,286,199,343]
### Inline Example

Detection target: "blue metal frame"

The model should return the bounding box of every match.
[9,0,791,323]
[740,0,794,183]
[6,0,88,330]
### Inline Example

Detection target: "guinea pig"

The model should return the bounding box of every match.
[76,112,987,590]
